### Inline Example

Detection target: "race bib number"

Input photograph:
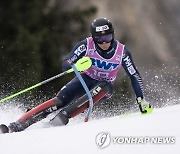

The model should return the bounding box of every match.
[93,69,109,79]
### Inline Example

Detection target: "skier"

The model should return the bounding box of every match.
[1,17,152,133]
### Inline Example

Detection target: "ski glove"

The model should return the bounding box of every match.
[136,97,153,114]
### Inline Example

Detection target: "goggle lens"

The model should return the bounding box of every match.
[94,34,113,44]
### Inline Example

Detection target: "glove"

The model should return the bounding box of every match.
[136,97,153,114]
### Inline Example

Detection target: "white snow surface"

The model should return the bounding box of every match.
[0,104,180,154]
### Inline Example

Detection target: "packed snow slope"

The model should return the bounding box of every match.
[0,104,180,154]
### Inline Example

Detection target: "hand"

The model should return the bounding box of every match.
[136,97,153,114]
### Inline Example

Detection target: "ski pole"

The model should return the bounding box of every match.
[0,57,92,103]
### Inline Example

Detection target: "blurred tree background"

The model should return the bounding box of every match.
[0,0,97,105]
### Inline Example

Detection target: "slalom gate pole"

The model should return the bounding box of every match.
[71,64,93,122]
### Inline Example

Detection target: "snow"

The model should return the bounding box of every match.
[0,104,180,154]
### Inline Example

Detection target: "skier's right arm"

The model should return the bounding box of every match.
[62,39,87,71]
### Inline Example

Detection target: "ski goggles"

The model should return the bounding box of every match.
[94,34,113,44]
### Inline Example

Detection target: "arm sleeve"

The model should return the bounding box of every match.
[121,48,144,98]
[62,39,87,71]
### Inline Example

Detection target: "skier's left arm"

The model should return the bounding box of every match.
[121,48,152,114]
[62,39,87,71]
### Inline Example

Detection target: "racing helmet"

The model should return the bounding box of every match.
[90,17,114,44]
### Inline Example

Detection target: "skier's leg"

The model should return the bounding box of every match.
[66,81,113,118]
[51,81,113,126]
[8,97,63,132]
[49,74,99,126]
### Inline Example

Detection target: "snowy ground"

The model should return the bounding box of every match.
[0,104,180,154]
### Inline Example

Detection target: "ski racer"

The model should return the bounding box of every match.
[4,17,153,133]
